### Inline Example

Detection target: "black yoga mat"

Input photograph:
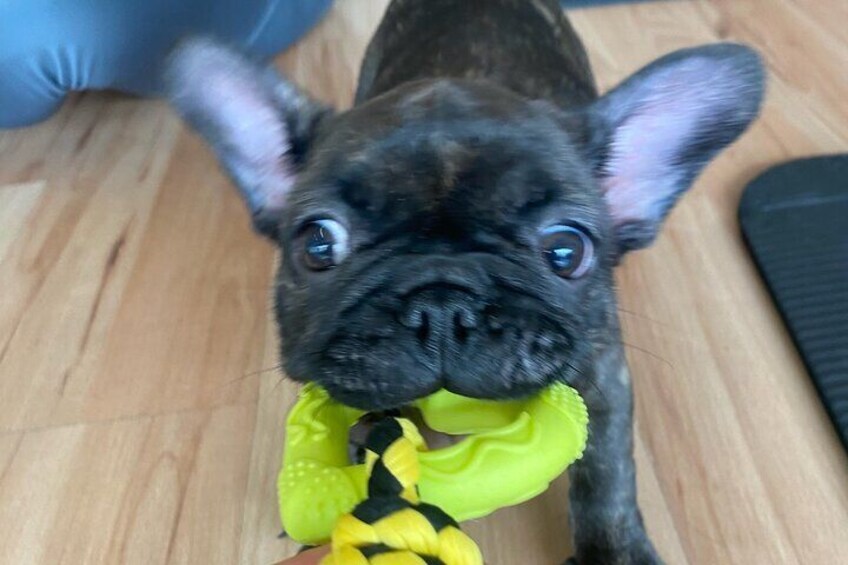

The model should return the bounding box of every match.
[739,156,848,451]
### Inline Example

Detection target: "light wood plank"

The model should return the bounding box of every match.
[0,405,255,565]
[0,181,46,261]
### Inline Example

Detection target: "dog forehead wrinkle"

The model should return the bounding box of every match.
[331,120,574,217]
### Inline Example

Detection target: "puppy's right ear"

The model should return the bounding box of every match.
[164,37,332,240]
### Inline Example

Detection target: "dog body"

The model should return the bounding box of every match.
[355,0,597,106]
[166,1,764,562]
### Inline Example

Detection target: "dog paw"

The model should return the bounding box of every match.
[565,535,663,565]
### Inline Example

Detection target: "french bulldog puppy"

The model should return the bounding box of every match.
[165,0,764,562]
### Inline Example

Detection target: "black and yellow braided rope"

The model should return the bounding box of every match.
[321,418,484,565]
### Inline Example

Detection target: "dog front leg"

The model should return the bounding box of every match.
[566,348,662,565]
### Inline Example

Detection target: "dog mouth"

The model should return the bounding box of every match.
[298,333,584,412]
[307,324,581,411]
[313,356,570,411]
[319,374,444,412]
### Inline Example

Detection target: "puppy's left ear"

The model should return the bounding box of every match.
[583,44,765,254]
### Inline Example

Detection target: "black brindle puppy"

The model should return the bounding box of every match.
[166,0,764,562]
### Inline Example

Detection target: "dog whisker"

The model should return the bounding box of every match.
[616,306,669,328]
[221,364,284,388]
[621,341,675,372]
[565,359,606,404]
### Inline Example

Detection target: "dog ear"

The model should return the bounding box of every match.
[164,37,332,240]
[583,44,765,254]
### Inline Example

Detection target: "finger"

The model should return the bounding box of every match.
[272,545,330,565]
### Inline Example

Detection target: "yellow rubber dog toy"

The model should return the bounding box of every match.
[278,383,588,548]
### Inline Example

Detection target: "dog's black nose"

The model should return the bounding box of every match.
[400,287,479,348]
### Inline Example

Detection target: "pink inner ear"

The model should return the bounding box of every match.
[170,39,295,213]
[601,56,739,226]
[602,99,695,225]
[205,71,295,210]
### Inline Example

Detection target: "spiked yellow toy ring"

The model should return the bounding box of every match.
[278,383,589,563]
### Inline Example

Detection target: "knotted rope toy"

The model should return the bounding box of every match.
[278,383,589,563]
[322,418,483,564]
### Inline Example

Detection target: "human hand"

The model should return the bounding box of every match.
[273,546,329,565]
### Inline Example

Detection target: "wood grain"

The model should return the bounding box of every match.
[1,1,846,563]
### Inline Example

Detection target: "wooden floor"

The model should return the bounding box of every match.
[1,1,846,563]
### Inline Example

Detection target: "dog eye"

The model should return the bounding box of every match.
[299,219,350,271]
[540,225,594,278]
